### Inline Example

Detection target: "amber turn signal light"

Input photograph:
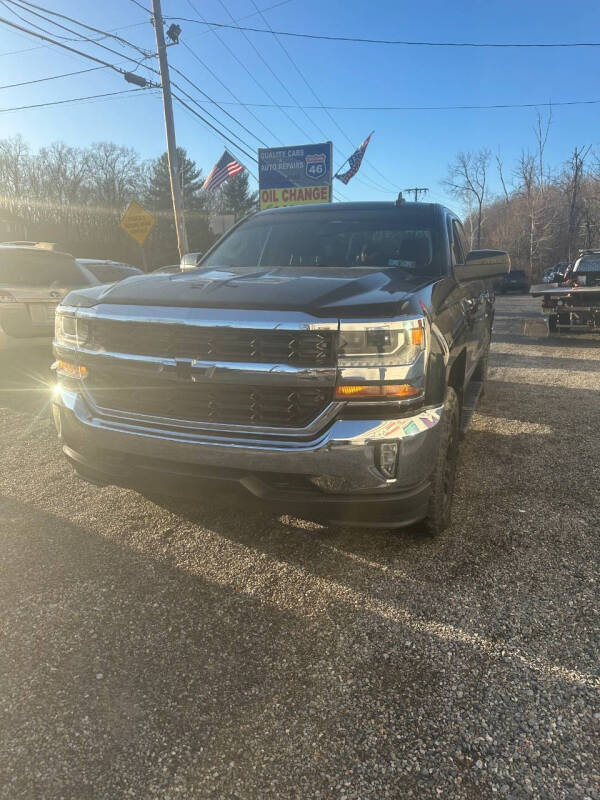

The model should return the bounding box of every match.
[334,383,421,400]
[56,360,87,379]
[411,327,424,347]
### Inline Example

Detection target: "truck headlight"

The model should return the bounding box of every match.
[55,310,89,348]
[338,318,425,366]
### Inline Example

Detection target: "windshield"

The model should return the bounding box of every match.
[0,250,90,287]
[202,209,443,275]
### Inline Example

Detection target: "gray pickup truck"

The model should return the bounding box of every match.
[52,202,509,532]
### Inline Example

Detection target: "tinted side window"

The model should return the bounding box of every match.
[455,221,469,260]
[451,220,466,265]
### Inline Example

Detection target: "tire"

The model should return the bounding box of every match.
[423,386,460,536]
[548,314,558,333]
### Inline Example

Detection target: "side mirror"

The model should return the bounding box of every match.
[180,252,204,270]
[455,249,511,282]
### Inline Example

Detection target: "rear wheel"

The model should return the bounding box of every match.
[423,386,460,536]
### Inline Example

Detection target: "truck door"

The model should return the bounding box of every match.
[449,219,488,380]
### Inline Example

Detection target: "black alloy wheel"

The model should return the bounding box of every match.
[423,386,460,535]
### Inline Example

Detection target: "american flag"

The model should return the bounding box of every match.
[335,133,373,185]
[202,150,244,192]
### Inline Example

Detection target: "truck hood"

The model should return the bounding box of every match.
[64,265,432,318]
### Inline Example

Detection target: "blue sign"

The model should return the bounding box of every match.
[258,142,333,209]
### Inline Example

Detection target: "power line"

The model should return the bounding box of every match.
[128,0,151,13]
[0,87,152,114]
[245,0,396,195]
[186,0,293,41]
[0,0,89,43]
[172,92,258,170]
[169,74,269,156]
[0,21,150,57]
[175,97,600,112]
[0,2,275,163]
[183,0,314,143]
[169,63,270,147]
[0,65,103,90]
[0,14,149,74]
[2,0,153,63]
[165,19,600,49]
[229,0,329,142]
[180,40,283,145]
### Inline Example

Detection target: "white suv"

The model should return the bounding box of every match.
[0,243,99,351]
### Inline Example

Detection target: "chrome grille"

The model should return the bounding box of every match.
[86,367,332,428]
[88,319,335,366]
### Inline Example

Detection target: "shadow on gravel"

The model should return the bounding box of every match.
[0,495,336,799]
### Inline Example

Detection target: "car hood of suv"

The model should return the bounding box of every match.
[63,265,434,318]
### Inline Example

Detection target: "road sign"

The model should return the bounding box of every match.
[258,142,333,210]
[119,200,156,245]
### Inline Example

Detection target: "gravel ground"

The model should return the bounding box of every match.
[0,294,598,799]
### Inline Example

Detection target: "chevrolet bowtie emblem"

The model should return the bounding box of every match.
[159,361,217,382]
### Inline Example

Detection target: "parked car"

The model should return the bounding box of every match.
[0,242,99,351]
[498,269,529,293]
[542,262,568,283]
[77,259,142,284]
[52,201,509,533]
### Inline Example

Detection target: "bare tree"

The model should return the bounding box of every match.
[0,135,31,215]
[563,145,591,260]
[87,142,147,209]
[496,152,510,205]
[534,108,552,192]
[443,149,490,248]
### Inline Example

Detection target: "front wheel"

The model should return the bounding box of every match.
[423,387,460,536]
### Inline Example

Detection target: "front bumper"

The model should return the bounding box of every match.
[0,306,53,351]
[0,329,52,351]
[52,385,444,527]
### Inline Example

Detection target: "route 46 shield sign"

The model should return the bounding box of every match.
[305,152,327,180]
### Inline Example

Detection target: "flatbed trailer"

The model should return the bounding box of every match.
[530,284,600,332]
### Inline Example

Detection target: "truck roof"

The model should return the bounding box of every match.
[253,201,452,217]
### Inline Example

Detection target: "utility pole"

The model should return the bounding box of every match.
[151,0,188,259]
[404,187,429,203]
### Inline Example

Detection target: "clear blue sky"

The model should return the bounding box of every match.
[0,0,599,210]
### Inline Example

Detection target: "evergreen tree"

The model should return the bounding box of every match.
[146,147,207,211]
[217,171,258,220]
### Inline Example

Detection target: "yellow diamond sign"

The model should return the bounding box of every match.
[119,200,156,245]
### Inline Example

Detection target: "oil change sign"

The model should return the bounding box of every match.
[258,142,333,210]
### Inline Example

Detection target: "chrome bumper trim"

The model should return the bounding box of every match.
[54,386,444,494]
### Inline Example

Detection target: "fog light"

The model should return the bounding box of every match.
[377,442,398,479]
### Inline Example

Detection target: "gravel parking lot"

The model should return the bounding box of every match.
[0,294,598,799]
